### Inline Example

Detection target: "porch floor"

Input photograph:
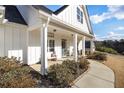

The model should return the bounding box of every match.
[30,56,80,74]
[30,60,62,74]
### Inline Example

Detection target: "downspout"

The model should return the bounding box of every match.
[45,17,50,27]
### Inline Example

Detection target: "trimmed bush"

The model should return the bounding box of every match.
[87,52,107,61]
[47,58,89,87]
[62,60,79,75]
[0,57,40,88]
[79,58,89,69]
[96,46,117,54]
[48,64,74,87]
[0,71,36,88]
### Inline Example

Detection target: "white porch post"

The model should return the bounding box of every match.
[90,38,94,54]
[73,33,78,62]
[40,24,48,75]
[82,36,85,56]
[26,30,29,64]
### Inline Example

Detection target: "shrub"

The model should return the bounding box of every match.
[0,57,39,88]
[47,58,89,87]
[48,64,74,87]
[62,60,79,75]
[87,52,107,61]
[0,70,37,88]
[122,52,124,55]
[0,57,22,75]
[96,46,117,54]
[79,58,89,69]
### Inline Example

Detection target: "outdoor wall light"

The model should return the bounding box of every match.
[53,29,56,32]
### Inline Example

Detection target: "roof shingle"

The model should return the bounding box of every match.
[3,5,27,25]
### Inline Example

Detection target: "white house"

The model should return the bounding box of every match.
[0,5,95,75]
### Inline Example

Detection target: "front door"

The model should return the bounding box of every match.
[61,39,67,57]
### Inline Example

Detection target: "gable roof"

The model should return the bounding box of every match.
[85,6,94,35]
[3,5,27,25]
[32,5,53,15]
[53,5,68,15]
[32,5,68,15]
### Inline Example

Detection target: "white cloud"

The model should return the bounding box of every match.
[94,34,99,37]
[116,26,124,30]
[108,31,115,35]
[90,14,106,24]
[94,34,102,41]
[90,6,124,24]
[95,32,124,41]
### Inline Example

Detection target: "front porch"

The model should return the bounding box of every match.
[30,56,82,74]
[27,18,94,75]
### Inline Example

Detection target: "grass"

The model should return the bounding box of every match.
[96,46,118,54]
[103,54,124,88]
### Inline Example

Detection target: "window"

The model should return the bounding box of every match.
[49,40,55,52]
[77,7,83,24]
[85,41,90,48]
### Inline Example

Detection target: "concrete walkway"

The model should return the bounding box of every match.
[72,60,115,88]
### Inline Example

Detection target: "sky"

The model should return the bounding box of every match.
[87,5,124,41]
[45,5,63,12]
[45,5,124,41]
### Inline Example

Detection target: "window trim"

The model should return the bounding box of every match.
[77,7,83,24]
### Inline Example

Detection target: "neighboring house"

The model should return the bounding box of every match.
[0,5,95,75]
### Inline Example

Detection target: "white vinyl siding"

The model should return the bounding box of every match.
[0,23,27,63]
[28,29,41,64]
[0,25,4,57]
[55,5,89,34]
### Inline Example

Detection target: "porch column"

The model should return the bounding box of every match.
[82,36,85,56]
[73,33,78,62]
[40,24,48,75]
[26,30,29,64]
[90,38,94,54]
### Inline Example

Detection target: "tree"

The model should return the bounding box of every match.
[95,39,124,55]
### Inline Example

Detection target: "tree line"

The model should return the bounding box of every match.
[95,39,124,55]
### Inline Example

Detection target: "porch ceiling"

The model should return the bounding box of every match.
[49,17,94,39]
[48,24,92,40]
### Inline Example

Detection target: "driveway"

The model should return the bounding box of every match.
[72,60,115,88]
